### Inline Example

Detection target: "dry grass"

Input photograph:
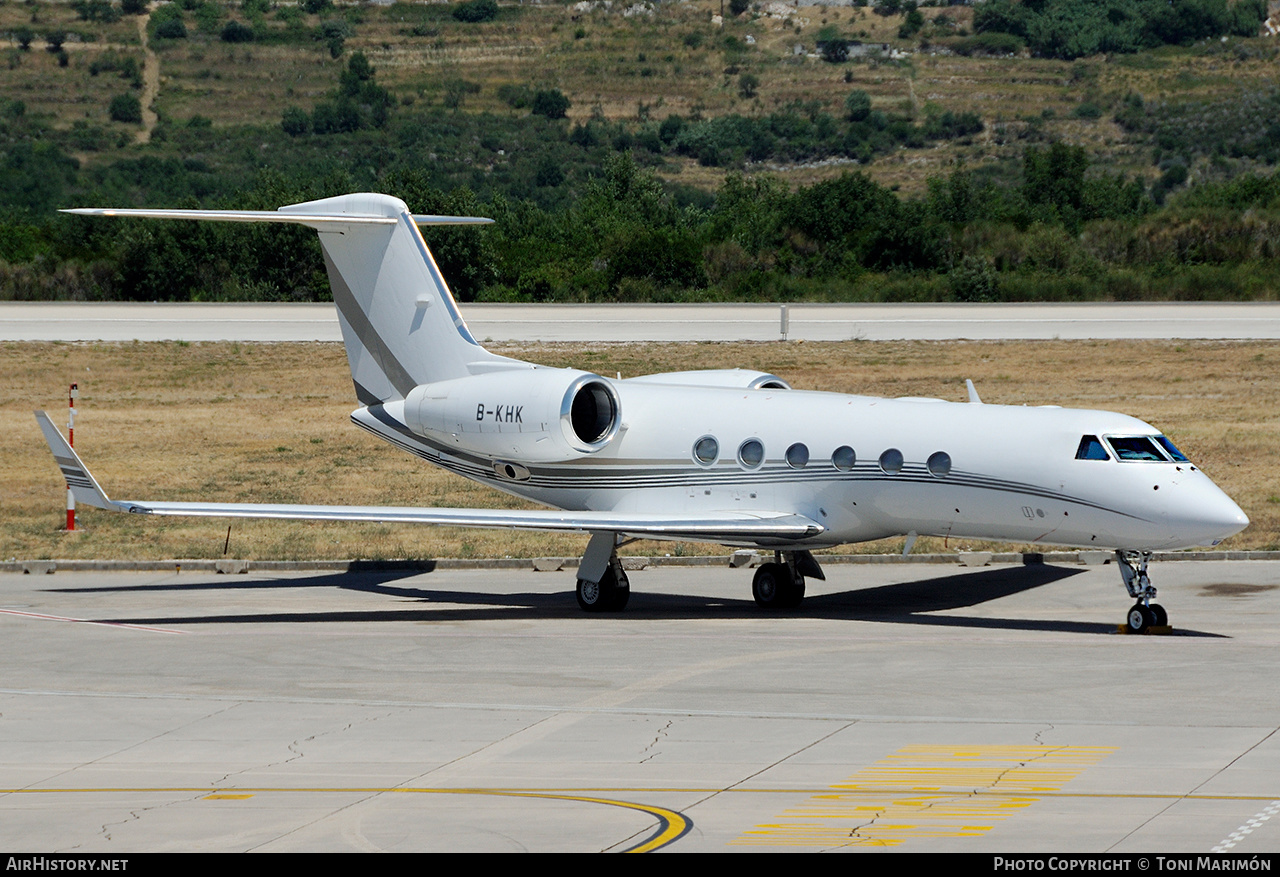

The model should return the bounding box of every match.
[3,338,1277,562]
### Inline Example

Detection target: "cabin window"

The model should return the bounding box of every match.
[738,438,765,469]
[879,448,904,474]
[1106,436,1166,462]
[832,446,856,471]
[693,436,719,466]
[785,443,809,469]
[1075,435,1110,461]
[927,451,952,477]
[1156,436,1189,462]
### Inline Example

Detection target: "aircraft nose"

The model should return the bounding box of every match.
[1172,482,1249,546]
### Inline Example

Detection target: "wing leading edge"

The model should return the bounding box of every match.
[34,412,824,543]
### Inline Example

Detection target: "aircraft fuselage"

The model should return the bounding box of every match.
[354,381,1247,553]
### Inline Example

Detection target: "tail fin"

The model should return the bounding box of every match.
[64,193,524,405]
[279,193,520,403]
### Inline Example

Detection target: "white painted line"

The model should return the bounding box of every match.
[0,607,188,635]
[1212,799,1280,851]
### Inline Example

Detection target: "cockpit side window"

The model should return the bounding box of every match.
[1156,436,1189,462]
[1107,436,1167,462]
[1075,435,1110,461]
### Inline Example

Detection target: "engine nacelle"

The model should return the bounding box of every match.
[625,368,791,390]
[390,367,622,463]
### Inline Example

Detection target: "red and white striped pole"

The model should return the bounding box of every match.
[66,383,78,531]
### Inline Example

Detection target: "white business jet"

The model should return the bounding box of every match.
[37,193,1248,631]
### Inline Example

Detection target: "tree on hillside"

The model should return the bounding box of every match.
[532,89,571,120]
[453,0,498,23]
[109,93,142,124]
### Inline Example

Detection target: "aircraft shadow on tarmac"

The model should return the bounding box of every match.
[47,563,1222,636]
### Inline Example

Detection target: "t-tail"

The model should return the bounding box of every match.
[63,193,527,405]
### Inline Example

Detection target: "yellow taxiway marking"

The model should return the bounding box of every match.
[390,789,689,853]
[0,786,688,853]
[733,744,1116,848]
[11,779,1280,852]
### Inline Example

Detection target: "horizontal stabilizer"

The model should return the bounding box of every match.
[60,208,493,229]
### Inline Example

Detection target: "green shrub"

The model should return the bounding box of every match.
[845,90,871,122]
[950,254,998,302]
[281,106,310,136]
[155,18,188,39]
[109,93,142,124]
[221,20,254,43]
[452,0,497,23]
[531,89,570,120]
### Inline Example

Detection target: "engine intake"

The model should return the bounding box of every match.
[566,376,620,448]
[394,367,622,462]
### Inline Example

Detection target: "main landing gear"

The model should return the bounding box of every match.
[571,536,826,614]
[576,561,630,612]
[752,550,825,611]
[575,531,629,612]
[1116,550,1169,633]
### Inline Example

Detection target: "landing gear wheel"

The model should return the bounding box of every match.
[780,576,805,609]
[576,566,629,612]
[608,571,630,612]
[1149,603,1168,627]
[576,577,603,612]
[752,562,782,607]
[752,563,804,610]
[1126,602,1155,634]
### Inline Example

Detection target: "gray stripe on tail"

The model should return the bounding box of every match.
[322,245,418,399]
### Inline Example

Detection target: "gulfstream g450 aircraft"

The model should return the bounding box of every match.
[38,193,1249,631]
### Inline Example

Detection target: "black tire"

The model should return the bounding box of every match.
[752,562,784,607]
[780,575,805,609]
[606,569,630,612]
[1126,603,1154,634]
[753,563,803,610]
[1149,603,1168,627]
[577,566,629,612]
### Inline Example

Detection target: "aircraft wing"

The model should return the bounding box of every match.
[36,412,824,543]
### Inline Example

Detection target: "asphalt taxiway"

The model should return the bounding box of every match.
[3,559,1280,852]
[4,301,1280,342]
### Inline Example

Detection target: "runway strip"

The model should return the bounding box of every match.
[5,301,1280,342]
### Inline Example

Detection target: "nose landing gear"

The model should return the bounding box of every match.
[1117,550,1168,633]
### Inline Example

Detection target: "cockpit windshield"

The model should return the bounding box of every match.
[1155,435,1189,462]
[1107,436,1170,462]
[1077,434,1193,463]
